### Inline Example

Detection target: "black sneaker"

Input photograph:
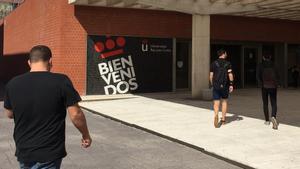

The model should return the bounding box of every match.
[271,117,278,130]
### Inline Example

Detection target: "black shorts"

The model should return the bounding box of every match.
[213,88,229,100]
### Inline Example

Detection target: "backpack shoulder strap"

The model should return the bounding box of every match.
[214,61,220,68]
[224,62,230,69]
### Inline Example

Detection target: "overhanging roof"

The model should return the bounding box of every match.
[69,0,300,21]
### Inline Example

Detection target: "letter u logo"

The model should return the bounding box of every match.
[142,44,148,52]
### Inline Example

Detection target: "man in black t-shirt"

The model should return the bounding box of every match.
[3,45,92,169]
[210,49,234,128]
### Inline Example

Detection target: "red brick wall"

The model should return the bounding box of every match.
[211,15,300,43]
[3,0,87,94]
[56,1,87,95]
[4,0,62,55]
[3,0,64,84]
[74,6,192,38]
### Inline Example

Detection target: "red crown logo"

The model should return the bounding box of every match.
[94,37,126,59]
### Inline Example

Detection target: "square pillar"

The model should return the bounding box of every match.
[284,43,288,88]
[192,15,210,99]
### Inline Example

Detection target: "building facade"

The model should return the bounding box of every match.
[2,0,300,97]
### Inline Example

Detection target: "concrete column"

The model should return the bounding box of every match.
[192,15,210,99]
[284,43,288,88]
[257,44,263,63]
[173,38,177,92]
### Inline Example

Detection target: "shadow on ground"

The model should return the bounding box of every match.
[225,114,244,124]
[136,88,300,127]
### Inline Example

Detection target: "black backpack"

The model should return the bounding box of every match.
[262,64,277,88]
[213,61,229,90]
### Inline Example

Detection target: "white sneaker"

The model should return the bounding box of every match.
[264,121,270,125]
[271,117,278,130]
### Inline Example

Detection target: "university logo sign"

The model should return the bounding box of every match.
[87,35,173,95]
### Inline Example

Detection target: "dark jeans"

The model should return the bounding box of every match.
[19,159,62,169]
[261,88,277,121]
[293,77,298,88]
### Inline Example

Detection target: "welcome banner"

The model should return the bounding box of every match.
[87,35,173,95]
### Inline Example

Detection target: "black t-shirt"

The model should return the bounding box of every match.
[210,58,232,73]
[4,72,82,163]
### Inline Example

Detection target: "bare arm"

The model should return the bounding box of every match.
[4,109,13,119]
[209,72,214,87]
[228,71,234,83]
[67,103,92,148]
[228,69,234,92]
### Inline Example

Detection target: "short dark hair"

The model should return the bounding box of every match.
[29,45,52,62]
[217,49,226,57]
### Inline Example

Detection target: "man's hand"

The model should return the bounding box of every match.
[228,71,234,93]
[68,104,92,148]
[81,134,92,148]
[229,86,234,93]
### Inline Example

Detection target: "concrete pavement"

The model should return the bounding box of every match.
[0,102,243,169]
[80,89,300,169]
